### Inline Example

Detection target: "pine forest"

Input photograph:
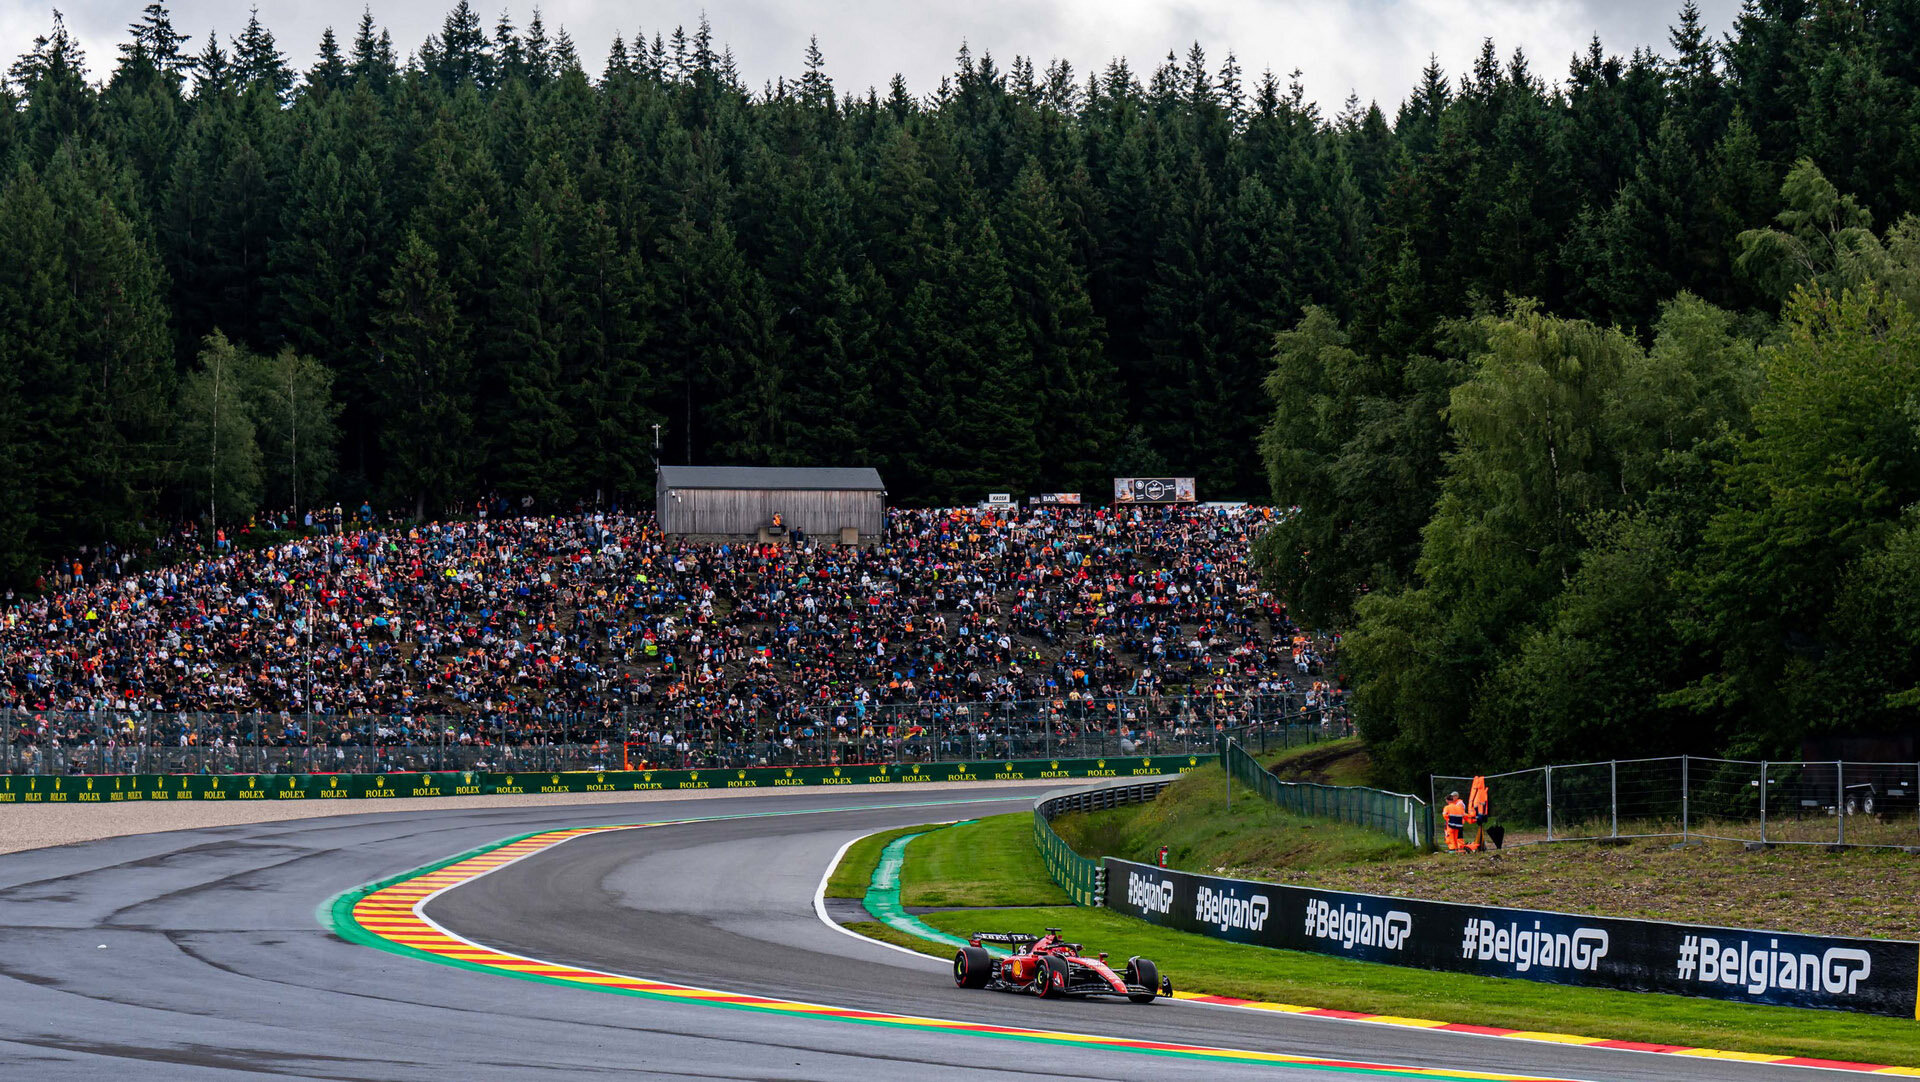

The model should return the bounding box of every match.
[5,1,1920,774]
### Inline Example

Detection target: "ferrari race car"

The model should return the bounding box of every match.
[952,928,1171,1003]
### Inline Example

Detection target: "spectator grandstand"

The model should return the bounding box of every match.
[3,506,1344,775]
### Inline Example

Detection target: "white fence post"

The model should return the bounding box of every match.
[1759,761,1768,844]
[1681,756,1690,843]
[1546,764,1555,841]
[1837,760,1845,847]
[1610,760,1618,838]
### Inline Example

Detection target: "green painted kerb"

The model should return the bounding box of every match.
[860,823,993,953]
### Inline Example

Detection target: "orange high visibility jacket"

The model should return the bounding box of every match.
[1468,776,1490,824]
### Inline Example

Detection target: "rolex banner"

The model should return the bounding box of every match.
[1104,858,1920,1018]
[0,756,1207,804]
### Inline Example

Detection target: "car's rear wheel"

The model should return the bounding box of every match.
[1125,957,1159,1004]
[953,946,991,989]
[1034,955,1068,999]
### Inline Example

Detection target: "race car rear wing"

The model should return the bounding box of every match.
[968,932,1041,947]
[967,930,1082,951]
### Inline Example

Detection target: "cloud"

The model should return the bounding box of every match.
[3,0,1740,112]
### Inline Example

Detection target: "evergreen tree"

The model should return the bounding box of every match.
[484,155,581,498]
[119,3,195,90]
[10,12,95,164]
[45,148,176,545]
[234,7,293,102]
[429,0,494,91]
[0,165,79,581]
[374,231,474,517]
[898,217,1039,496]
[997,160,1116,495]
[308,28,348,95]
[348,9,396,90]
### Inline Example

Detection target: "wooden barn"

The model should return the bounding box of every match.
[655,466,886,544]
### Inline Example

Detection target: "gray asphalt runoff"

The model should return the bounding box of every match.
[0,787,1858,1081]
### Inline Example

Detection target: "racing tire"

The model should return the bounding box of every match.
[1034,954,1069,999]
[954,946,991,990]
[1124,957,1159,1004]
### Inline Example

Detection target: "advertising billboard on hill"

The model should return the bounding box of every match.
[1113,477,1196,504]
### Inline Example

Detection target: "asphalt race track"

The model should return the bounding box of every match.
[0,787,1861,1081]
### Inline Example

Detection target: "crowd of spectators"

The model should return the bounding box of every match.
[3,505,1345,773]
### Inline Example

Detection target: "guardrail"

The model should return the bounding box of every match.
[0,755,1211,804]
[1223,737,1432,850]
[1032,776,1180,906]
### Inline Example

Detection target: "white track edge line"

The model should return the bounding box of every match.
[812,826,953,964]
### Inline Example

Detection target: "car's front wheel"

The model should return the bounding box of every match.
[1034,955,1068,999]
[1124,957,1159,1004]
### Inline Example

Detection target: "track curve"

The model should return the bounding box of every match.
[0,788,1862,1080]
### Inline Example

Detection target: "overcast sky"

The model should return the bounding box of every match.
[4,0,1741,114]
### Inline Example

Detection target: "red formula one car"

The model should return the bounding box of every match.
[952,928,1171,1003]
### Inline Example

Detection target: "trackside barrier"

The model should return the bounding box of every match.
[0,755,1210,805]
[1104,857,1920,1018]
[1032,777,1180,907]
[1221,737,1431,850]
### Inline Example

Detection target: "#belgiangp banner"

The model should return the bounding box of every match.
[0,756,1204,804]
[1104,857,1920,1018]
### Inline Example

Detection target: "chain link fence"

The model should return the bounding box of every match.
[1433,757,1920,850]
[1225,738,1431,849]
[2,695,1334,776]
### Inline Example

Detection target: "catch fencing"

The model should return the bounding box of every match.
[2,697,1328,778]
[1433,757,1920,850]
[1224,738,1431,849]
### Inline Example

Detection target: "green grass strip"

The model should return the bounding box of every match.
[900,812,1075,907]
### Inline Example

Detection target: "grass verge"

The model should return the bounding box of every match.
[1260,736,1374,787]
[1284,837,1920,942]
[900,816,1072,907]
[824,825,925,899]
[1049,763,1416,878]
[913,905,1920,1066]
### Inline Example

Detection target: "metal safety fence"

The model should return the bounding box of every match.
[1032,778,1179,906]
[1223,738,1431,849]
[1433,757,1920,850]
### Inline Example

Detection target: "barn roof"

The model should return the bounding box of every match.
[656,466,885,491]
